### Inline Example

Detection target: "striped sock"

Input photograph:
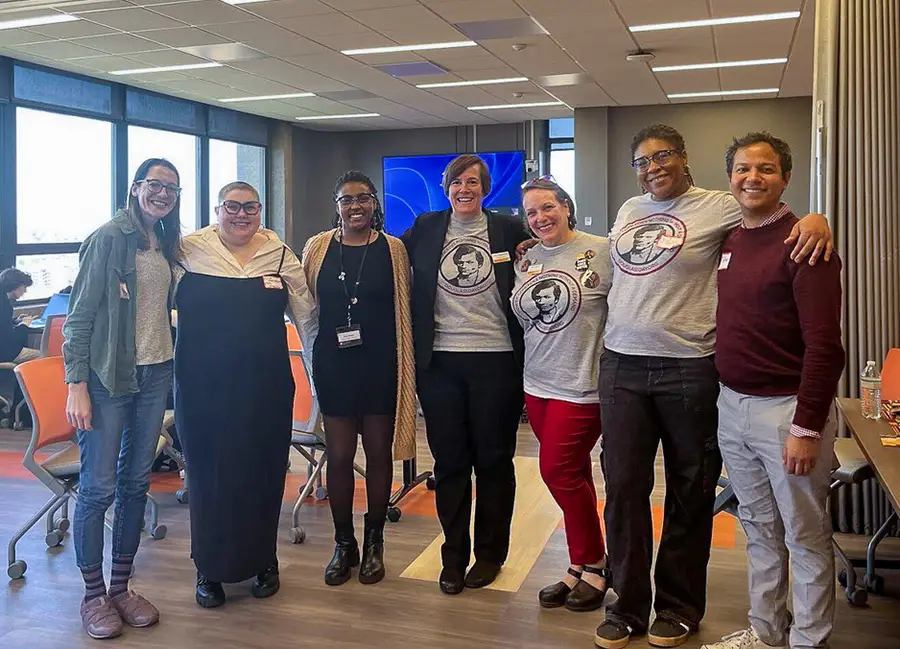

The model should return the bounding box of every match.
[108,556,134,598]
[81,565,106,603]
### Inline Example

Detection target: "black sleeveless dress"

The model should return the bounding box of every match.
[174,249,294,583]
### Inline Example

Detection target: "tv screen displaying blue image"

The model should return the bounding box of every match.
[382,151,525,235]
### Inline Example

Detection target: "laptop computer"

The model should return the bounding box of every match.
[29,293,70,329]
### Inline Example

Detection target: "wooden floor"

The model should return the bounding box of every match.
[2,424,899,649]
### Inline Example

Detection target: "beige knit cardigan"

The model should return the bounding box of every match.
[301,230,417,462]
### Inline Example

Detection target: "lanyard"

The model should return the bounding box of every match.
[338,230,372,326]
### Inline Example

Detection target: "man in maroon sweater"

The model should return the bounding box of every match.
[703,133,844,649]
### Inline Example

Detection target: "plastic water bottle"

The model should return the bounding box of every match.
[861,361,882,420]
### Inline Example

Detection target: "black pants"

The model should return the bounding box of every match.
[599,349,721,633]
[417,351,523,571]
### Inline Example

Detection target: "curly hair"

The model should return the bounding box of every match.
[332,170,385,231]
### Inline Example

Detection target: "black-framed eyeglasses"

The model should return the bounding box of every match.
[521,174,558,189]
[138,179,182,196]
[219,200,262,216]
[631,149,681,170]
[336,193,375,208]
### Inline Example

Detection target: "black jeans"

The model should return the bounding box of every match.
[417,351,524,571]
[599,349,721,633]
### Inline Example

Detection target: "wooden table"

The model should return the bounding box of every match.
[836,398,900,512]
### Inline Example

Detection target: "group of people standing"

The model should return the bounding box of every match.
[59,122,843,649]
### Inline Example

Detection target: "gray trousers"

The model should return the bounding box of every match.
[717,385,836,649]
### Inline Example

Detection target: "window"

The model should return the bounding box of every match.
[548,118,575,203]
[16,107,113,243]
[16,253,79,301]
[209,139,266,224]
[127,125,199,234]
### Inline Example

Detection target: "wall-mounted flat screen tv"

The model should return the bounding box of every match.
[382,151,525,235]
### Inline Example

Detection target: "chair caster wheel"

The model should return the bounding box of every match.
[838,569,848,587]
[13,422,24,431]
[176,489,189,504]
[151,525,167,540]
[290,527,306,544]
[866,574,885,595]
[314,486,328,501]
[847,587,868,606]
[57,519,70,533]
[7,560,27,579]
[0,419,11,429]
[45,530,63,548]
[426,476,436,490]
[387,507,401,523]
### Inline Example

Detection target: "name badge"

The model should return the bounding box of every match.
[527,263,543,275]
[657,235,684,250]
[491,251,511,264]
[119,282,130,300]
[718,252,732,270]
[263,276,284,290]
[336,324,362,348]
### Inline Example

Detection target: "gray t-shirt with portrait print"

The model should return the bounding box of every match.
[604,186,742,358]
[432,212,514,353]
[512,231,611,404]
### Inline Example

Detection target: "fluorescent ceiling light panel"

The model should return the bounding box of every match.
[468,101,565,110]
[653,58,788,72]
[417,76,527,89]
[295,113,380,121]
[110,62,223,75]
[0,14,79,31]
[221,92,316,103]
[342,41,476,55]
[668,88,779,99]
[631,11,800,33]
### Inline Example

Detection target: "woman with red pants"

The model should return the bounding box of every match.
[512,177,613,612]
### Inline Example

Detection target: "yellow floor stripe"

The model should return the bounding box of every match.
[400,456,561,592]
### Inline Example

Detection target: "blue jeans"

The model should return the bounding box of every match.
[74,362,173,571]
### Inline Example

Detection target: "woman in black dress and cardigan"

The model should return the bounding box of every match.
[301,171,416,586]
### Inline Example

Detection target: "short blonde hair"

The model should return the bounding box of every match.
[217,181,260,204]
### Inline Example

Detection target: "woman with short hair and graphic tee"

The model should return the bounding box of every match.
[402,154,530,595]
[512,178,613,614]
[593,125,835,649]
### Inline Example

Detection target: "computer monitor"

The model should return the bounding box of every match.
[30,293,69,329]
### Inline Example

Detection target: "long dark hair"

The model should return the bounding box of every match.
[127,158,182,263]
[522,177,577,230]
[332,170,385,231]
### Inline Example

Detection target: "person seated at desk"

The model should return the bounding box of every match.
[175,181,316,609]
[0,268,40,364]
[704,132,844,649]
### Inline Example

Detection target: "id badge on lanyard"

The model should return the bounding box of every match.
[336,323,362,348]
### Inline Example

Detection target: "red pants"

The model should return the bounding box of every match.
[525,394,605,565]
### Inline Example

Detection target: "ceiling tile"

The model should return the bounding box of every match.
[656,69,721,95]
[12,40,107,60]
[715,21,796,60]
[136,26,227,48]
[612,0,709,26]
[348,5,465,42]
[66,54,144,72]
[278,12,368,37]
[127,49,209,66]
[156,78,235,98]
[0,30,52,48]
[206,21,331,57]
[149,1,253,26]
[718,65,784,91]
[423,0,526,23]
[81,8,188,31]
[233,57,353,92]
[70,33,165,55]
[453,17,547,40]
[240,0,334,20]
[180,42,266,61]
[323,0,418,10]
[711,0,802,13]
[69,2,134,13]
[24,20,118,39]
[310,31,396,52]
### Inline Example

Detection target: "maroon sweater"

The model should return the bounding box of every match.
[715,213,845,433]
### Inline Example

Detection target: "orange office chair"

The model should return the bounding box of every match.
[286,321,302,352]
[881,348,900,400]
[39,314,66,358]
[7,357,169,580]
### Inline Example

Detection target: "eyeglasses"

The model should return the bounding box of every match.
[138,179,182,196]
[521,174,558,189]
[336,193,375,207]
[631,149,681,170]
[219,200,262,216]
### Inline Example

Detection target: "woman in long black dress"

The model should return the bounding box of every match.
[301,171,416,586]
[176,181,316,608]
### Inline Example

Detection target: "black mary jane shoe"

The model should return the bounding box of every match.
[538,567,583,608]
[196,573,226,609]
[251,562,280,598]
[565,564,612,612]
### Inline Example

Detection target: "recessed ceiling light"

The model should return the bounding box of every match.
[0,14,79,31]
[110,62,223,75]
[220,92,316,103]
[417,77,528,89]
[295,113,380,121]
[342,41,476,56]
[654,58,788,72]
[668,88,779,99]
[468,101,565,110]
[631,11,800,33]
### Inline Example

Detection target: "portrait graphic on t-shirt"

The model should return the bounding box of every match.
[513,270,581,334]
[439,236,495,296]
[612,213,687,276]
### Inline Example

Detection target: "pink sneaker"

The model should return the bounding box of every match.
[80,596,124,640]
[111,590,160,628]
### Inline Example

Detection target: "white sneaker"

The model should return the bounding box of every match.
[700,627,785,649]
